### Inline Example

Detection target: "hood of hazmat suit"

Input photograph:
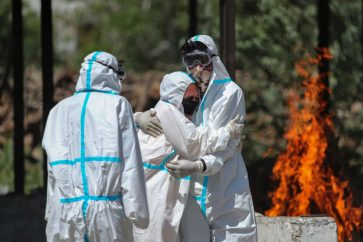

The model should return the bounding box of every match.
[134,71,235,242]
[159,72,193,111]
[177,35,258,242]
[42,51,149,242]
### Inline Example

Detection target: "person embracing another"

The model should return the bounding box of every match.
[133,71,243,242]
[167,35,258,242]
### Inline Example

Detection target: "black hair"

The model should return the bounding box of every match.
[180,40,209,56]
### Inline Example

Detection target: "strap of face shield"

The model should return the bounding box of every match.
[94,59,126,81]
[116,60,126,81]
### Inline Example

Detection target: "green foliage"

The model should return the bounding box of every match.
[0,139,14,193]
[72,0,189,71]
[233,0,318,166]
[237,0,317,85]
[233,0,363,207]
[0,0,11,68]
[328,0,363,190]
[1,0,362,204]
[24,145,44,194]
[23,1,41,65]
[0,140,44,194]
[0,0,40,71]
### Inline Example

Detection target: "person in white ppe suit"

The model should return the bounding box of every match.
[165,35,258,242]
[133,71,243,242]
[42,51,149,242]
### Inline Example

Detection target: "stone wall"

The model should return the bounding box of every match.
[256,214,337,242]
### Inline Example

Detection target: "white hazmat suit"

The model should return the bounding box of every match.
[178,35,258,242]
[42,51,149,242]
[134,71,236,242]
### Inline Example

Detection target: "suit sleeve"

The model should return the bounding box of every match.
[42,105,67,221]
[45,161,56,221]
[157,103,232,161]
[201,88,246,176]
[119,100,149,229]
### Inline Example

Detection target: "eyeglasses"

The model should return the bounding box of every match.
[94,60,126,80]
[182,51,215,68]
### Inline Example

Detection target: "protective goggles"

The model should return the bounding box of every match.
[94,60,126,80]
[182,51,215,68]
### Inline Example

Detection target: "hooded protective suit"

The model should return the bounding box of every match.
[178,35,258,242]
[42,51,149,242]
[134,71,235,242]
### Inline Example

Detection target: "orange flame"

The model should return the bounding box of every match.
[265,48,362,242]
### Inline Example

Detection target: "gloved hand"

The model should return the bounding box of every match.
[134,109,163,137]
[166,159,204,178]
[226,114,244,138]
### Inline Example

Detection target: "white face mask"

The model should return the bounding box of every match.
[190,66,211,83]
[189,66,212,93]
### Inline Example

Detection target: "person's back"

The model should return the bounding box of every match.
[43,51,149,242]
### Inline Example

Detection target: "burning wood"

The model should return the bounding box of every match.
[265,48,362,242]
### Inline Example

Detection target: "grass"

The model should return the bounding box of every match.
[0,137,44,195]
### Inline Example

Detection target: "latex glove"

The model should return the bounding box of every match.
[134,109,163,137]
[166,159,204,178]
[226,114,244,138]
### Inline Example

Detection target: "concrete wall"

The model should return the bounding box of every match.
[256,214,338,242]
